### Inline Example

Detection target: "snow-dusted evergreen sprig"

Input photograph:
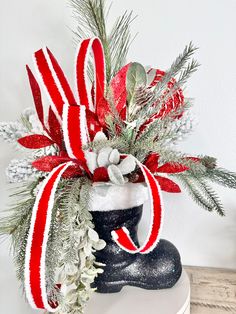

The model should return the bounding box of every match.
[204,167,236,189]
[175,174,225,216]
[0,107,44,145]
[0,122,27,143]
[156,42,198,92]
[0,181,39,283]
[1,107,54,183]
[6,158,42,183]
[158,111,195,145]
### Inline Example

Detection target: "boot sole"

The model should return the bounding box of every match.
[95,282,124,293]
[95,277,180,293]
[95,266,182,294]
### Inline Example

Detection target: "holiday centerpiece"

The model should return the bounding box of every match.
[1,1,236,313]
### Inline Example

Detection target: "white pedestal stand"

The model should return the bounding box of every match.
[86,270,190,314]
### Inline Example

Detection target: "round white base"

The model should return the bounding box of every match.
[86,270,190,314]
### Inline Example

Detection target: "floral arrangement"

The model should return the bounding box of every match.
[1,1,236,313]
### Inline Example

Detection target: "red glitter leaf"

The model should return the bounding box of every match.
[26,65,48,133]
[144,153,160,172]
[93,167,109,182]
[96,97,111,127]
[62,165,83,178]
[32,156,71,172]
[157,163,189,174]
[48,107,63,149]
[86,109,103,140]
[32,156,83,178]
[185,157,201,163]
[155,176,181,193]
[18,134,54,149]
[110,64,130,114]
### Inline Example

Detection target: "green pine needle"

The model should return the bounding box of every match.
[70,0,135,82]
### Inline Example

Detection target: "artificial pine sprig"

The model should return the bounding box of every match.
[0,181,39,284]
[205,167,236,188]
[156,41,198,92]
[175,174,225,216]
[71,0,135,82]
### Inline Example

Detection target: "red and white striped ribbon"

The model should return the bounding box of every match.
[34,47,77,123]
[62,103,89,160]
[24,162,73,312]
[75,37,106,112]
[111,158,163,254]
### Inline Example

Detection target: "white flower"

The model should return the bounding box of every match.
[87,131,137,185]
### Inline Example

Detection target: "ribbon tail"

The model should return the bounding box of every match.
[24,162,73,312]
[111,158,164,254]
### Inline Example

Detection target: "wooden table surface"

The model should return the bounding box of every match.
[185,266,236,313]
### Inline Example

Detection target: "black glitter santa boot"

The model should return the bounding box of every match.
[91,205,182,293]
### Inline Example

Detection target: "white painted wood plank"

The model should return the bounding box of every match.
[185,266,236,313]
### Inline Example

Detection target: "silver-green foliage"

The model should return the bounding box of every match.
[46,178,106,314]
[126,63,147,111]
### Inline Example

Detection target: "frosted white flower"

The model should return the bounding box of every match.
[86,131,137,185]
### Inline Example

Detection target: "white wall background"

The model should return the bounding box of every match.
[0,0,236,312]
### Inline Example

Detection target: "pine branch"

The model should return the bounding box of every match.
[134,44,199,129]
[134,100,192,153]
[70,0,135,82]
[6,158,42,183]
[0,121,27,143]
[109,11,136,76]
[154,42,198,94]
[175,174,225,216]
[204,167,236,189]
[162,42,198,86]
[177,58,199,86]
[0,181,39,285]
